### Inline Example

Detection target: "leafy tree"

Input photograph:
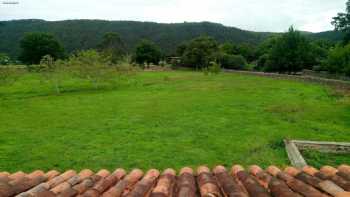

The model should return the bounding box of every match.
[0,53,10,65]
[236,43,256,62]
[176,42,189,56]
[219,42,239,55]
[181,36,219,69]
[265,27,312,73]
[325,44,350,76]
[308,40,333,69]
[19,33,64,65]
[134,40,161,65]
[98,32,126,63]
[332,0,350,43]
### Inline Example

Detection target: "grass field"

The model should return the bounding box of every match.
[0,70,349,172]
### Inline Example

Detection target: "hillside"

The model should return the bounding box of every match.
[0,19,344,58]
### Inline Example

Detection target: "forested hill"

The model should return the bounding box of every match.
[0,19,344,58]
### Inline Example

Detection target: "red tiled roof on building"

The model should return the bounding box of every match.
[0,164,350,197]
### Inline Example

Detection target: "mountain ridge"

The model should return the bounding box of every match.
[0,19,344,58]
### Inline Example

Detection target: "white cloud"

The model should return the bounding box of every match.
[0,0,347,32]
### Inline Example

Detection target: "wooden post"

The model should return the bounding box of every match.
[284,140,307,168]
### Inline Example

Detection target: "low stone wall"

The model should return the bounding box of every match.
[225,70,350,90]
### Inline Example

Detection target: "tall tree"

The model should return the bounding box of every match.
[332,0,350,43]
[19,33,64,65]
[181,36,219,69]
[266,27,312,74]
[98,32,126,63]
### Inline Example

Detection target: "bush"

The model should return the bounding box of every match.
[0,53,10,65]
[39,55,64,94]
[0,66,23,85]
[325,44,350,76]
[218,54,247,70]
[209,61,221,74]
[67,50,117,88]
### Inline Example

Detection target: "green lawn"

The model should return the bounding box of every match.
[0,70,350,172]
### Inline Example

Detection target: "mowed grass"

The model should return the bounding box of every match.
[0,70,349,172]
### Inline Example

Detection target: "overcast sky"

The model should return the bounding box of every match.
[0,0,347,32]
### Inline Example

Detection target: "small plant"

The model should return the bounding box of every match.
[39,55,64,94]
[209,61,221,74]
[0,66,22,86]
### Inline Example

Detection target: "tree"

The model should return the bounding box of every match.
[134,40,161,65]
[236,43,256,62]
[98,32,126,63]
[19,32,64,65]
[332,0,350,43]
[265,27,312,73]
[219,42,239,55]
[325,44,350,76]
[0,53,10,65]
[181,36,219,69]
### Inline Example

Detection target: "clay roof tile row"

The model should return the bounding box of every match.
[0,164,350,197]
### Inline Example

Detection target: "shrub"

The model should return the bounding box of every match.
[39,55,64,94]
[218,54,247,70]
[0,53,10,65]
[67,50,117,88]
[0,66,22,85]
[325,44,350,76]
[208,61,221,74]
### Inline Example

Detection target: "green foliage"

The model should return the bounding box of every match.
[332,0,350,43]
[264,27,313,73]
[0,53,11,65]
[0,66,23,85]
[19,32,64,65]
[257,54,269,71]
[67,50,117,88]
[98,32,126,63]
[325,44,350,76]
[181,36,219,69]
[218,53,247,70]
[236,43,257,62]
[0,20,343,60]
[219,42,256,62]
[134,40,161,66]
[0,20,278,59]
[203,61,221,75]
[39,55,64,94]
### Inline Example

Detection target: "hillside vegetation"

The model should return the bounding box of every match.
[0,20,344,58]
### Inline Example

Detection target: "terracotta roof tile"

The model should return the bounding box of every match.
[1,164,350,197]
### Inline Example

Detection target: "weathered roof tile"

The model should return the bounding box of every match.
[1,164,350,197]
